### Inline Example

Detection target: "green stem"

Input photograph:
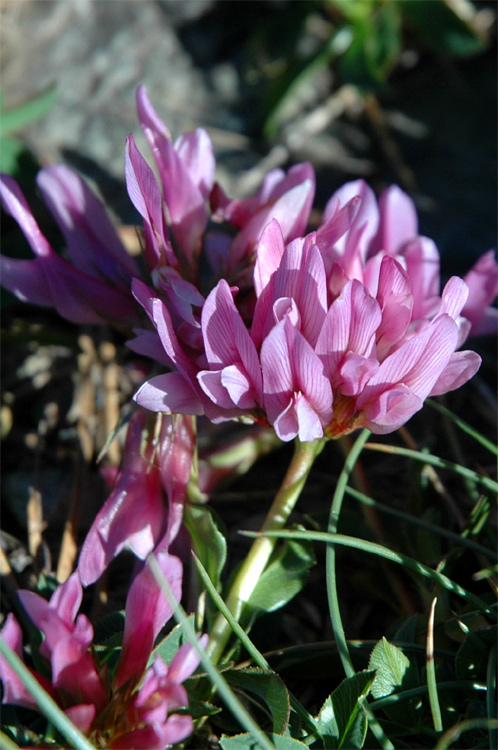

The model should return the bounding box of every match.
[207,438,324,663]
[325,429,394,749]
[326,429,370,678]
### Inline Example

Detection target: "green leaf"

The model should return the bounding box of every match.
[185,502,227,593]
[220,733,309,750]
[262,35,338,138]
[0,136,26,174]
[153,616,197,667]
[338,1,402,90]
[0,87,57,136]
[399,0,488,58]
[247,538,315,615]
[368,637,410,699]
[316,670,375,749]
[225,667,290,735]
[188,699,222,719]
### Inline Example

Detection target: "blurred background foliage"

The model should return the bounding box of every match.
[244,0,491,137]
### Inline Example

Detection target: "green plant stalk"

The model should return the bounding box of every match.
[434,719,498,750]
[370,680,486,711]
[326,429,371,679]
[426,597,443,732]
[324,429,394,750]
[0,731,20,750]
[147,554,276,750]
[193,552,319,737]
[207,438,325,664]
[0,639,94,750]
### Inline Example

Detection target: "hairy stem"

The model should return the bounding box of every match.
[207,438,325,663]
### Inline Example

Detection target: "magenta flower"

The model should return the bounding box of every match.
[134,179,487,441]
[0,168,140,328]
[134,84,215,270]
[462,249,498,335]
[78,408,195,586]
[114,550,183,689]
[19,572,108,713]
[0,613,55,711]
[1,558,205,748]
[110,638,208,749]
[211,160,315,274]
[0,573,107,733]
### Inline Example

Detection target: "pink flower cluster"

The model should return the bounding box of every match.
[134,177,494,440]
[1,85,495,445]
[0,564,207,748]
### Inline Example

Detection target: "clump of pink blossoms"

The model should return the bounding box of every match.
[1,85,495,446]
[134,178,496,441]
[0,565,207,749]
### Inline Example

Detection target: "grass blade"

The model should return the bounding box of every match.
[426,399,497,455]
[345,486,493,558]
[364,444,498,494]
[241,530,496,618]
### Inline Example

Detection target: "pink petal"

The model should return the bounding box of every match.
[78,411,168,586]
[253,234,328,348]
[168,634,209,684]
[375,256,414,357]
[273,396,300,442]
[115,552,183,688]
[157,414,195,543]
[49,572,82,627]
[126,328,173,366]
[400,236,441,319]
[125,135,176,270]
[136,86,208,263]
[174,128,215,200]
[369,184,418,255]
[135,372,204,415]
[356,315,459,431]
[201,280,262,402]
[37,164,137,282]
[228,176,315,271]
[438,276,469,321]
[64,704,96,734]
[253,218,286,297]
[316,279,381,383]
[429,350,481,396]
[295,393,327,442]
[0,614,45,709]
[261,318,332,440]
[462,250,498,335]
[324,179,379,276]
[0,174,52,257]
[51,634,106,709]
